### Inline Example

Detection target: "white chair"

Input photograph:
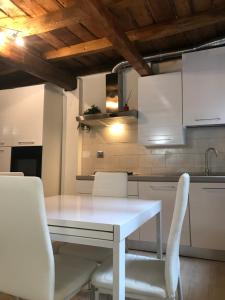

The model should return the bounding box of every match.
[92,171,128,197]
[91,173,190,300]
[0,176,97,300]
[59,172,128,263]
[0,172,24,176]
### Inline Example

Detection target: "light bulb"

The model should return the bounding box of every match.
[109,123,125,135]
[0,32,6,45]
[15,36,24,47]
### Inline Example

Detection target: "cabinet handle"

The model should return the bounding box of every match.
[195,117,221,122]
[0,149,4,152]
[202,187,225,190]
[18,141,35,145]
[149,185,176,191]
[0,142,5,145]
[147,138,173,142]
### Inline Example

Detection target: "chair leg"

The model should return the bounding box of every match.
[177,275,183,300]
[90,285,95,300]
[95,290,100,300]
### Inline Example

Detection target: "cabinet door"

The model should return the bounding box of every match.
[183,47,225,126]
[189,183,225,250]
[139,182,190,246]
[0,147,11,172]
[0,95,13,146]
[0,85,44,146]
[138,72,185,146]
[76,180,93,194]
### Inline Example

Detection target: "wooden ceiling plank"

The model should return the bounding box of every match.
[146,0,175,22]
[0,4,88,37]
[128,0,154,27]
[34,0,62,11]
[44,7,225,60]
[192,0,211,13]
[0,0,25,17]
[0,40,76,90]
[11,0,69,49]
[80,0,151,76]
[172,0,193,17]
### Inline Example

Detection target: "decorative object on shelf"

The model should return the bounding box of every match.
[123,89,132,111]
[84,105,101,115]
[123,103,129,111]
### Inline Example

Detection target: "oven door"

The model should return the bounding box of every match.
[10,146,42,177]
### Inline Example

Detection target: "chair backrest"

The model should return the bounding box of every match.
[92,172,128,197]
[0,172,24,176]
[165,173,190,299]
[0,176,54,300]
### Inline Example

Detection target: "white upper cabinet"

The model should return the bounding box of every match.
[183,47,225,126]
[0,85,45,146]
[138,72,185,146]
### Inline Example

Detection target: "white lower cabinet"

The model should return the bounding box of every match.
[189,183,225,251]
[76,180,93,194]
[138,182,191,246]
[0,147,11,172]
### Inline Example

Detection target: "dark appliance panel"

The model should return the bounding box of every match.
[10,146,42,177]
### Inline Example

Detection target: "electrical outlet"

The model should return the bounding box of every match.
[96,151,104,158]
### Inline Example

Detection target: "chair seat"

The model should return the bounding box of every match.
[58,243,112,263]
[54,254,97,300]
[92,253,167,299]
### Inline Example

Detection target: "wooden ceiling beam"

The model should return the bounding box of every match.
[0,61,18,75]
[0,41,76,90]
[0,4,87,37]
[79,0,151,76]
[43,7,225,61]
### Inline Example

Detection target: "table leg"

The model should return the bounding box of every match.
[156,211,162,259]
[113,239,125,300]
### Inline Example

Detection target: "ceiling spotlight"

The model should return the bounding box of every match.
[0,32,6,45]
[15,36,25,47]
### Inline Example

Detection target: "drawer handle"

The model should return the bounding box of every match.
[0,142,5,145]
[202,187,225,190]
[0,149,4,152]
[195,118,221,122]
[149,185,176,191]
[18,141,35,145]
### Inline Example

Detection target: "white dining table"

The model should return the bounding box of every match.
[45,194,162,300]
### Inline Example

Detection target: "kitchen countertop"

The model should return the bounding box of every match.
[76,174,225,183]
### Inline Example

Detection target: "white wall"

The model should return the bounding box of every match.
[61,88,80,194]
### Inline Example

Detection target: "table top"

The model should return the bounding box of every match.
[45,194,161,232]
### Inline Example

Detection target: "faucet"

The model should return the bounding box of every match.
[205,147,218,176]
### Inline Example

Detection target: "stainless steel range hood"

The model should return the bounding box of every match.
[77,73,138,128]
[76,110,138,127]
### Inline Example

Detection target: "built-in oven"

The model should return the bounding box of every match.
[10,146,42,177]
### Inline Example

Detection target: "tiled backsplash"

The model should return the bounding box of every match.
[81,124,225,175]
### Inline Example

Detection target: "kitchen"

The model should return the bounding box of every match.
[0,1,225,300]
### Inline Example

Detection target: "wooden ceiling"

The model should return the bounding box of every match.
[0,0,225,90]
